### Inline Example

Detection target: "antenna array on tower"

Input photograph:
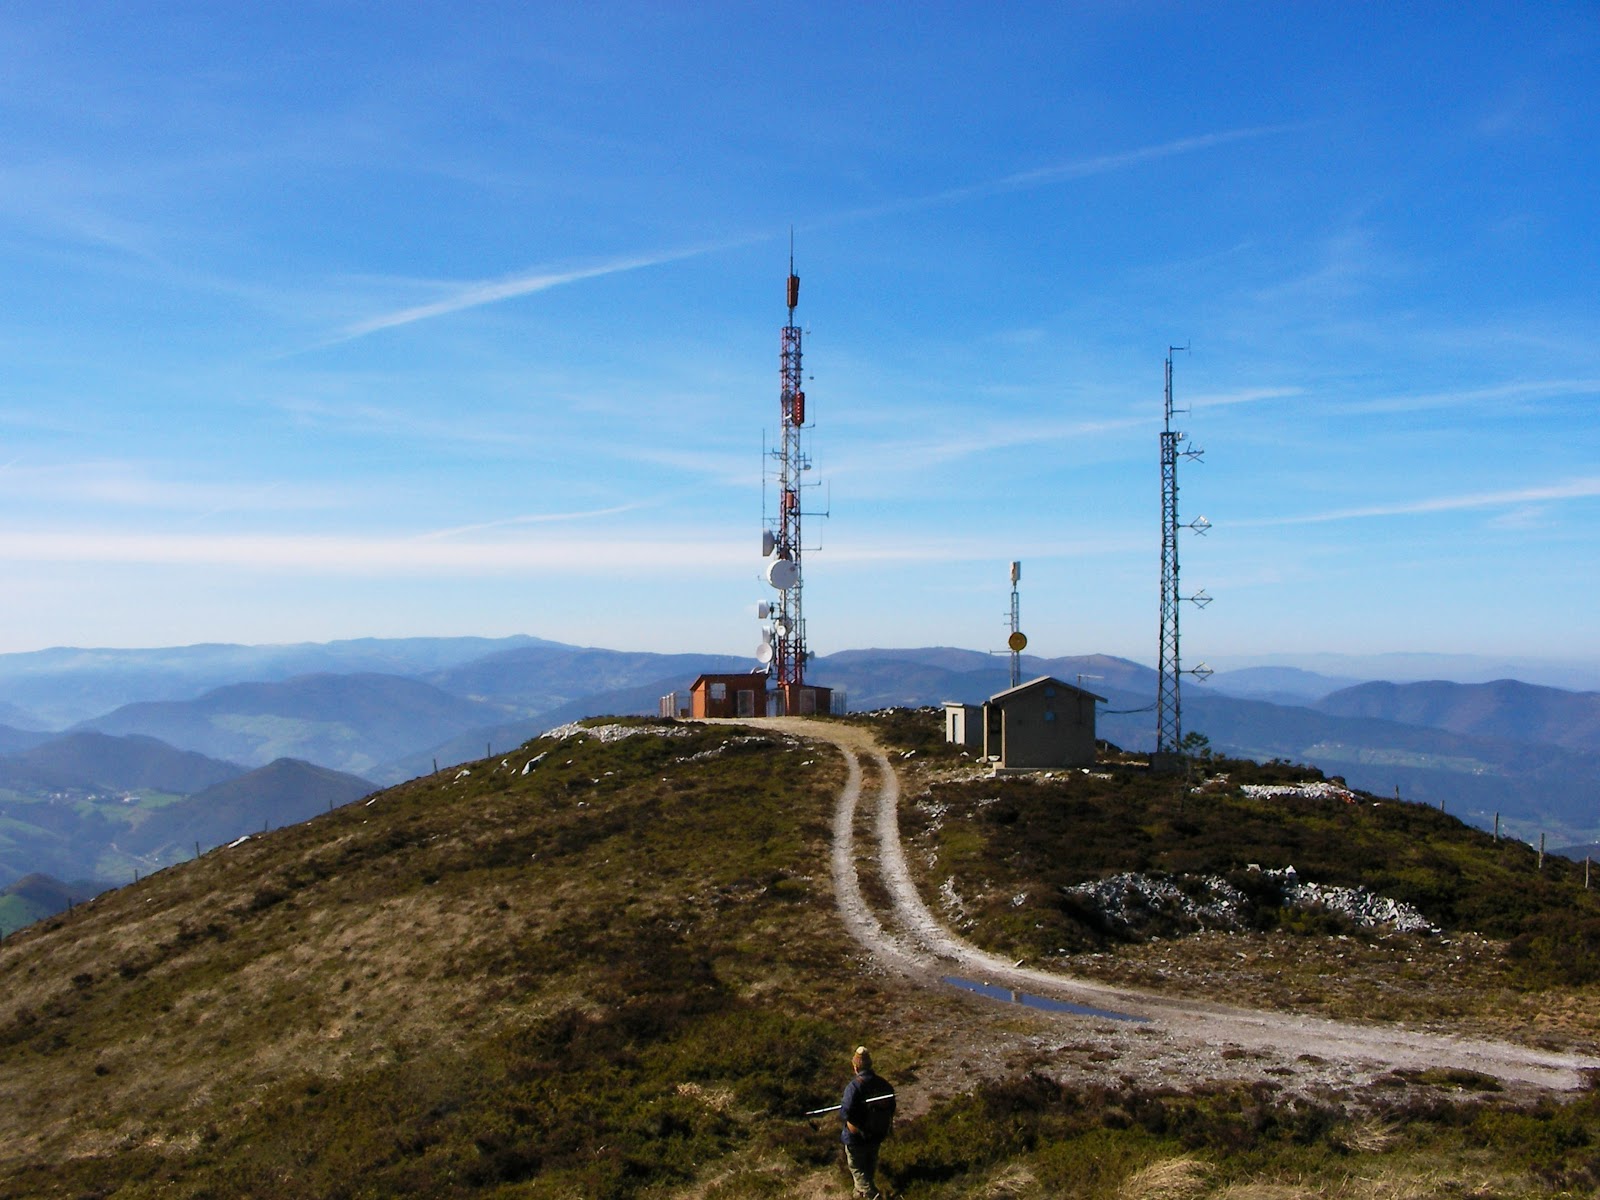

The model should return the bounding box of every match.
[758,250,821,698]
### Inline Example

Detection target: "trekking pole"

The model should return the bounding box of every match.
[804,1092,896,1118]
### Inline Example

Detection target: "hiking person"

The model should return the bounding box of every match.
[839,1045,895,1199]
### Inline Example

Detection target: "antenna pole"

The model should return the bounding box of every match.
[1009,561,1022,688]
[1155,347,1211,756]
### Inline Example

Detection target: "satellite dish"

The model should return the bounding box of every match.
[766,557,799,590]
[761,530,776,557]
[757,601,771,619]
[1008,631,1028,652]
[774,620,790,639]
[756,641,774,664]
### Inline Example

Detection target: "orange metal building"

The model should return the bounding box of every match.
[688,672,770,718]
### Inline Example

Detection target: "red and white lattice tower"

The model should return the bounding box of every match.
[759,255,812,693]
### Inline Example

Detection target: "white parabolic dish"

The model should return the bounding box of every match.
[765,558,799,590]
[756,641,774,664]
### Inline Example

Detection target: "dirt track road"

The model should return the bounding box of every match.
[757,718,1600,1095]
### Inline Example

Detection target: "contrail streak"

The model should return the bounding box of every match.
[334,237,751,342]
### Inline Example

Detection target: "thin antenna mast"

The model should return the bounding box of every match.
[1155,347,1212,755]
[1007,561,1024,688]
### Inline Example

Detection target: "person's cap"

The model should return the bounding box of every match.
[853,1046,871,1066]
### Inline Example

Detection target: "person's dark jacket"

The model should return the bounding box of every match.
[839,1068,896,1146]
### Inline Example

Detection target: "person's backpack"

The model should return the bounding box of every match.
[856,1077,896,1141]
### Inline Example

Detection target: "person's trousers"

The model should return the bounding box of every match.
[845,1140,881,1197]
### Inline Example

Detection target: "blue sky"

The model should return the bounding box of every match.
[0,3,1596,671]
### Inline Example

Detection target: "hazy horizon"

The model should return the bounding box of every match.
[0,633,1596,695]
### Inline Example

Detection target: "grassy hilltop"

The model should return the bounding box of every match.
[1,714,1599,1199]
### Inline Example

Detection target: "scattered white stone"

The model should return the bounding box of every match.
[1066,868,1439,937]
[542,721,696,743]
[1067,872,1249,936]
[939,876,969,924]
[1242,780,1357,803]
[1282,879,1439,935]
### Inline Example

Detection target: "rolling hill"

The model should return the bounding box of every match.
[2,636,1600,896]
[120,758,375,860]
[1315,678,1600,753]
[2,717,1598,1198]
[424,643,756,713]
[0,730,244,794]
[0,873,100,938]
[0,635,556,726]
[0,735,370,895]
[75,672,509,777]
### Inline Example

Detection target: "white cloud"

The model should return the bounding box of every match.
[1337,378,1600,416]
[0,463,342,512]
[331,237,754,342]
[0,530,750,573]
[819,123,1309,228]
[1190,387,1303,410]
[1235,477,1600,527]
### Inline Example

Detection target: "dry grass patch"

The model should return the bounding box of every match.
[982,1162,1041,1197]
[1121,1155,1213,1199]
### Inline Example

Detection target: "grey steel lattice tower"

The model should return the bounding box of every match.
[1155,348,1211,754]
[760,254,812,694]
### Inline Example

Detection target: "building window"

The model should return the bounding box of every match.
[710,683,727,701]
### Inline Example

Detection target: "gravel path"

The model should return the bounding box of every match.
[760,718,1600,1095]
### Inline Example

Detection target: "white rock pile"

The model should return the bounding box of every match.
[1064,867,1439,938]
[1064,872,1251,937]
[541,721,696,743]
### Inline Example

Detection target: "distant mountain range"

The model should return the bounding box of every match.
[0,730,242,794]
[0,724,373,928]
[0,634,1596,935]
[0,635,558,727]
[75,673,510,779]
[1313,679,1600,754]
[118,758,375,862]
[1208,651,1600,693]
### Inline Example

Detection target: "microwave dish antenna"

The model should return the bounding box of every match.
[766,557,799,590]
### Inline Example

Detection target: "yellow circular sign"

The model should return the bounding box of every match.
[1007,631,1028,652]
